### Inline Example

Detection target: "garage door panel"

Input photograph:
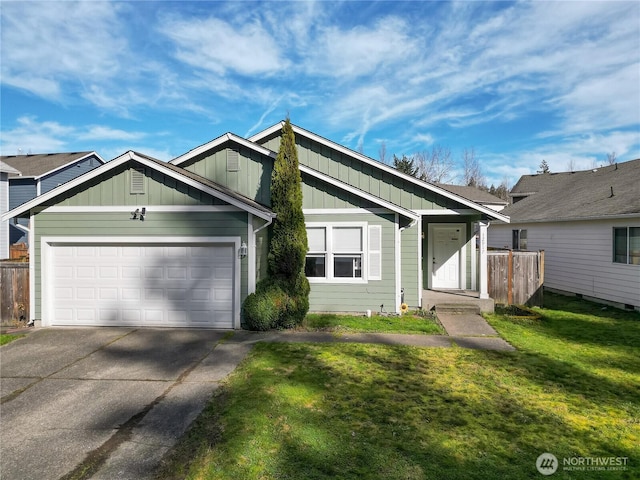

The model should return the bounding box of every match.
[50,243,235,328]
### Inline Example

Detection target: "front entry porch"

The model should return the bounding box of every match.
[422,289,495,313]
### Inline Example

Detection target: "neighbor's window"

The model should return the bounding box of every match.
[512,229,527,250]
[305,225,365,281]
[613,227,640,265]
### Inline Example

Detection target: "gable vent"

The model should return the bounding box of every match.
[130,168,145,194]
[227,149,240,172]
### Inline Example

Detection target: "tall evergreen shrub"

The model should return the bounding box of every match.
[243,118,310,330]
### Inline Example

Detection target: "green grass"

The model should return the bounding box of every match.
[158,293,640,479]
[299,312,444,335]
[0,333,25,346]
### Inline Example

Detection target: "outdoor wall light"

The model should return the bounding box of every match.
[239,242,248,259]
[131,207,146,221]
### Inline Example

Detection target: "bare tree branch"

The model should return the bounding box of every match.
[414,144,454,183]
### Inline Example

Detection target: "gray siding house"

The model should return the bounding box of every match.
[1,161,21,258]
[3,122,508,328]
[488,159,640,311]
[1,152,105,246]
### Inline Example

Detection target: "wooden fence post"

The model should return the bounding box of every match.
[507,249,513,305]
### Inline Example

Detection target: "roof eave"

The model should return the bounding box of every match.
[2,151,274,222]
[250,122,510,222]
[170,133,276,166]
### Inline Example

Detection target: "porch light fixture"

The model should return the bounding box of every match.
[239,242,248,259]
[130,207,146,221]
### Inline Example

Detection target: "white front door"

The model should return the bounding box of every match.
[431,225,464,289]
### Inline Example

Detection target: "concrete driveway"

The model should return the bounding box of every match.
[0,327,252,480]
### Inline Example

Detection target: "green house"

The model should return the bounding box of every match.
[2,122,509,329]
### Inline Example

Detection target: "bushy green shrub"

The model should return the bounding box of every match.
[243,283,288,331]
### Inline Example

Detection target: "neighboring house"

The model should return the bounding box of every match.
[1,161,21,259]
[2,122,508,329]
[1,152,105,246]
[434,184,508,212]
[488,159,640,311]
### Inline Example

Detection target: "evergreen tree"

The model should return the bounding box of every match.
[537,159,550,174]
[243,118,310,330]
[392,154,419,177]
[268,118,308,279]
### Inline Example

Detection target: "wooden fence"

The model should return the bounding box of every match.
[9,243,29,260]
[488,250,545,306]
[0,262,29,326]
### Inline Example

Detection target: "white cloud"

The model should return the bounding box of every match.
[308,16,418,79]
[0,117,145,156]
[0,1,127,100]
[0,117,74,155]
[161,15,287,76]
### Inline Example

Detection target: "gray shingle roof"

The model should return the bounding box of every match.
[434,183,508,206]
[503,158,640,222]
[1,152,97,178]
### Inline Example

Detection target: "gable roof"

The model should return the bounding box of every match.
[434,184,508,206]
[1,152,105,179]
[2,151,274,222]
[170,132,276,165]
[0,161,21,175]
[171,131,418,221]
[503,158,640,223]
[249,122,509,223]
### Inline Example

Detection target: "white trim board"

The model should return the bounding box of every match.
[303,208,390,215]
[40,205,243,213]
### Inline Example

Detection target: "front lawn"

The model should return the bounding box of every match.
[299,312,444,335]
[0,333,25,346]
[158,293,640,479]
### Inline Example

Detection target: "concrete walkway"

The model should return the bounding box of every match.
[436,313,501,337]
[1,326,514,480]
[230,330,515,351]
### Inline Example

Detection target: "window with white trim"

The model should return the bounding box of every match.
[613,227,640,265]
[305,223,379,282]
[305,227,327,277]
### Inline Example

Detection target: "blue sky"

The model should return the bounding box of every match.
[1,1,639,187]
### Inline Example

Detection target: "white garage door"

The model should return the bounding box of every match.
[49,243,235,328]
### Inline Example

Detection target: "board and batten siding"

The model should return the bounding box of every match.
[258,133,468,212]
[51,163,228,208]
[401,223,420,307]
[32,210,251,320]
[179,146,272,207]
[488,219,640,308]
[304,212,398,313]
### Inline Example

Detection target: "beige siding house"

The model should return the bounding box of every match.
[489,159,640,311]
